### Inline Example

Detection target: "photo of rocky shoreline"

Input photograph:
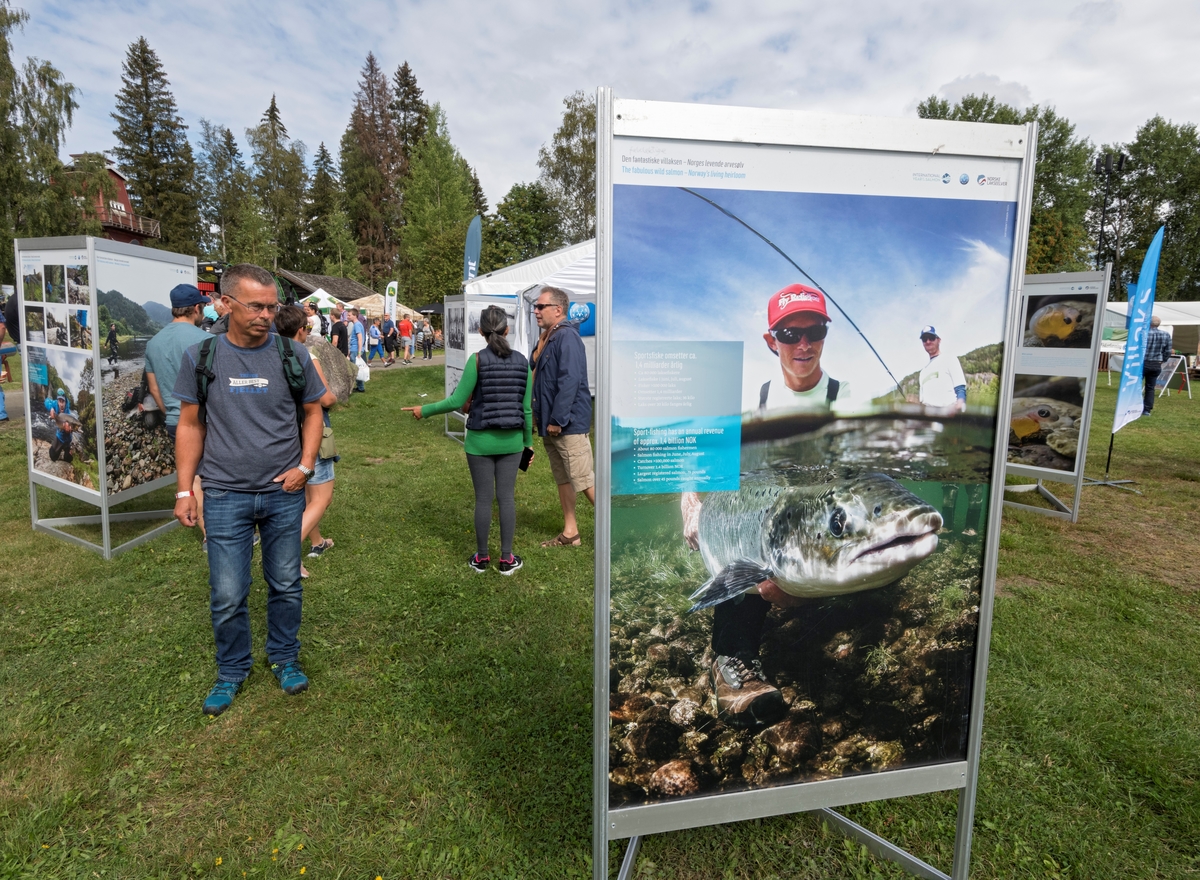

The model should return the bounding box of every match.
[101,365,175,494]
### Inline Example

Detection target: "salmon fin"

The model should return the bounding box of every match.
[688,558,775,612]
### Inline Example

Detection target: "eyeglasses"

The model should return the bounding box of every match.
[770,323,828,345]
[227,296,279,314]
[533,302,558,311]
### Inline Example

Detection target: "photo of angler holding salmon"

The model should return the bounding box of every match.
[607,174,1019,807]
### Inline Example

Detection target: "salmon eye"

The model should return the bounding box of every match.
[1063,315,1073,324]
[1037,407,1052,418]
[829,508,847,537]
[873,504,882,516]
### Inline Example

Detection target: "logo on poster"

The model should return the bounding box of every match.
[977,174,987,185]
[942,173,950,183]
[959,174,969,185]
[777,290,821,308]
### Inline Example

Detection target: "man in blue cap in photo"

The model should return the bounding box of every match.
[146,284,212,442]
[918,325,967,413]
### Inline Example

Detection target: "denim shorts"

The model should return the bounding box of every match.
[309,455,335,485]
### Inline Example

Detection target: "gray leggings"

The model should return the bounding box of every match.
[465,452,522,557]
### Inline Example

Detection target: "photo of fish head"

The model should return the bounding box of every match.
[22,269,44,302]
[1006,374,1084,472]
[609,181,1013,807]
[44,265,66,303]
[1023,294,1096,348]
[26,345,100,492]
[67,264,90,305]
[466,302,516,335]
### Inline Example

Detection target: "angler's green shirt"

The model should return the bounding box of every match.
[421,353,534,456]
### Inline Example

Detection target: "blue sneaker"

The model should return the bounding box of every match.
[271,660,309,695]
[202,680,241,716]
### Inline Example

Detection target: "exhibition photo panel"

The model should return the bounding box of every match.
[93,247,195,495]
[25,344,100,491]
[607,132,1022,812]
[1006,375,1086,474]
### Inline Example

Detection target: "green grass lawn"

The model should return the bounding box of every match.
[2,368,1198,879]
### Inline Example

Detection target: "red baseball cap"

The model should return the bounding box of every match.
[767,283,829,328]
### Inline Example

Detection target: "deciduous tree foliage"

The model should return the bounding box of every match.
[918,93,1094,275]
[0,3,110,283]
[341,52,403,287]
[246,95,308,270]
[481,182,563,273]
[226,191,277,268]
[538,90,596,244]
[1106,118,1200,301]
[111,37,201,255]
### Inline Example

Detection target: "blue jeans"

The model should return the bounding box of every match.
[204,487,306,682]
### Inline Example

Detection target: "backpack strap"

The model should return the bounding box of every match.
[274,334,308,430]
[826,377,840,404]
[195,335,218,426]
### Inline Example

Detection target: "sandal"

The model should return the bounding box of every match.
[307,538,334,558]
[541,532,581,547]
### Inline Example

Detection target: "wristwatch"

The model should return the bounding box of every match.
[297,464,314,481]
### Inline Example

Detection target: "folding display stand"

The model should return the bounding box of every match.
[594,90,1039,879]
[1003,266,1112,522]
[16,236,194,558]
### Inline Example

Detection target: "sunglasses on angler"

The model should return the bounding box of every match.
[770,323,829,344]
[533,302,558,311]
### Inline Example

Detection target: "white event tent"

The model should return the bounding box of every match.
[1105,301,1200,355]
[461,239,596,393]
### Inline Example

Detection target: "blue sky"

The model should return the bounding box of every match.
[13,0,1200,207]
[613,185,1015,405]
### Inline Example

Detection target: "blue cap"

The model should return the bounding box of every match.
[169,284,211,308]
[920,325,939,339]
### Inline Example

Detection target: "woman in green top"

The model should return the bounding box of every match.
[403,306,533,575]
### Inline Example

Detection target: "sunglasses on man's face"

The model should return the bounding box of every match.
[770,323,828,345]
[533,302,557,311]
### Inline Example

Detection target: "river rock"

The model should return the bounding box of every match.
[648,760,700,797]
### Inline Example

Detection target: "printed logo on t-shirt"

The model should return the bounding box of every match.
[229,375,269,393]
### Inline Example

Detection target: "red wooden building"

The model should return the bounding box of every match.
[70,156,161,246]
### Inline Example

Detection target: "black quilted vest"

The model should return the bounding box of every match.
[466,347,528,431]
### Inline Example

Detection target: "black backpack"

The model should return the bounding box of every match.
[318,312,330,337]
[195,334,308,429]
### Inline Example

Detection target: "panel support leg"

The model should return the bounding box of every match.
[815,808,950,880]
[616,836,642,880]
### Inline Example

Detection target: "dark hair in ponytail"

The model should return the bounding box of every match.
[479,305,511,357]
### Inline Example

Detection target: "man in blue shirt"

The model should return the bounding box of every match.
[1142,316,1174,416]
[45,389,73,461]
[145,284,211,441]
[348,308,366,393]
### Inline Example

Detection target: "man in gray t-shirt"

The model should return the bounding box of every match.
[172,264,326,718]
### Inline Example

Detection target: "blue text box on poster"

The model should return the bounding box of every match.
[611,341,742,494]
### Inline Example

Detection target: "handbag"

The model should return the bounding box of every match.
[319,424,338,459]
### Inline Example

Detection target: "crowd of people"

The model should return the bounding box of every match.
[142,264,593,718]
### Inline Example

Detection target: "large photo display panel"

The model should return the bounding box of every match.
[606,133,1022,815]
[20,246,100,493]
[93,247,195,495]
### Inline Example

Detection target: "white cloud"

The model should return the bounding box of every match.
[13,0,1200,211]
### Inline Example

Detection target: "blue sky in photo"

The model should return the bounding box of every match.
[612,185,1016,405]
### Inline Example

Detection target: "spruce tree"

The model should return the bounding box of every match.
[246,94,308,270]
[226,192,278,268]
[391,61,428,175]
[111,37,201,254]
[197,120,248,261]
[304,142,340,272]
[341,53,403,287]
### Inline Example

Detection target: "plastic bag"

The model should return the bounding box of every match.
[356,355,370,383]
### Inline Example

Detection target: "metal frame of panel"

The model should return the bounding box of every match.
[593,89,1039,880]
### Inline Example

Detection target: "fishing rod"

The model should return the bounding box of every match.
[680,187,903,394]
